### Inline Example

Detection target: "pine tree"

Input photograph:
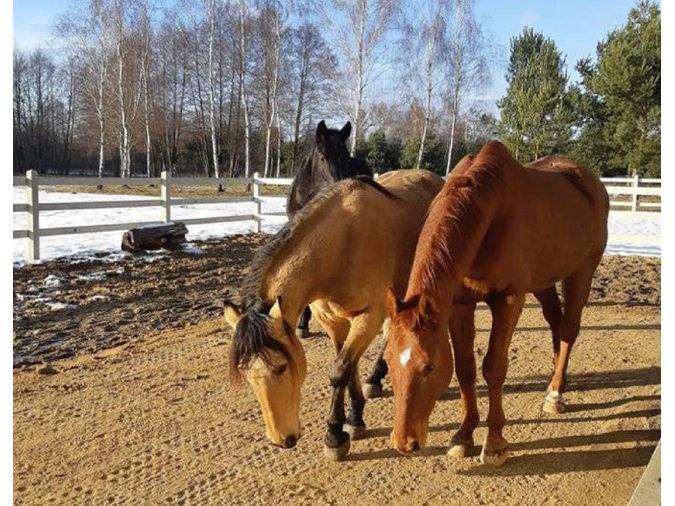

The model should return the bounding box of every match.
[570,1,660,176]
[498,28,573,162]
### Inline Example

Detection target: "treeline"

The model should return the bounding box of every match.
[13,0,660,178]
[499,1,660,176]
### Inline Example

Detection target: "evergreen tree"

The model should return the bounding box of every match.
[570,1,660,176]
[498,28,573,162]
[366,130,388,173]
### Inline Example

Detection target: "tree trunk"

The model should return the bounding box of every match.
[207,0,220,179]
[350,10,365,156]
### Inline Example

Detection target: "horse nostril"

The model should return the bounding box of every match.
[283,435,297,449]
[409,440,419,452]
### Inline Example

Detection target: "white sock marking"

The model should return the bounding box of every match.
[400,347,412,366]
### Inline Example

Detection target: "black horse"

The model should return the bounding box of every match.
[287,120,370,215]
[286,120,372,337]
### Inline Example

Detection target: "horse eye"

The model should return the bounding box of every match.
[272,363,288,376]
[423,363,434,376]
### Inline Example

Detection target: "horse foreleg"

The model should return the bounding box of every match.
[345,364,366,439]
[447,303,479,458]
[323,311,383,461]
[481,293,524,466]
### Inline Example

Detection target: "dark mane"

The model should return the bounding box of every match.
[228,308,291,380]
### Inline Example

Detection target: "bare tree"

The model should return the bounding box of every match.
[443,0,490,175]
[399,0,447,168]
[324,0,399,155]
[287,23,335,173]
[238,0,251,177]
[58,0,113,177]
[206,0,221,179]
[258,1,285,177]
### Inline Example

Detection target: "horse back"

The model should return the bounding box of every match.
[527,156,608,206]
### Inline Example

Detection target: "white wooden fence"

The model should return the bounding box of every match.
[600,174,661,212]
[13,171,660,261]
[13,170,292,261]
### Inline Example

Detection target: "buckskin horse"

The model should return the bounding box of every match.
[224,170,444,460]
[286,120,371,337]
[384,141,609,466]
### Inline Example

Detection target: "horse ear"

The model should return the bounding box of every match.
[417,293,438,321]
[316,120,328,142]
[339,121,352,141]
[223,300,242,329]
[385,287,399,317]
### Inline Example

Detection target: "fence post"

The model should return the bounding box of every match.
[631,173,639,212]
[253,172,262,233]
[26,170,40,261]
[161,170,171,222]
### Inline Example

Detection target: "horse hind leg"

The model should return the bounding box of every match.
[296,306,313,338]
[543,261,598,414]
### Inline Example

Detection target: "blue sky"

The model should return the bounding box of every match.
[13,0,644,104]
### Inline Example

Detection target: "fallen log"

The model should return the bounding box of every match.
[121,222,188,253]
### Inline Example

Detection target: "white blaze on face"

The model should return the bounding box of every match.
[399,347,412,366]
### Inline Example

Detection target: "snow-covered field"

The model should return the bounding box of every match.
[13,188,661,264]
[13,188,286,264]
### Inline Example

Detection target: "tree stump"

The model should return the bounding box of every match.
[121,222,188,253]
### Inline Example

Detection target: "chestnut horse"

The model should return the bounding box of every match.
[224,170,444,460]
[384,141,609,466]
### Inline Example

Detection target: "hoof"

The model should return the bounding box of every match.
[447,438,474,459]
[296,328,311,339]
[323,439,351,461]
[543,390,566,414]
[480,438,509,466]
[363,383,383,399]
[343,423,366,440]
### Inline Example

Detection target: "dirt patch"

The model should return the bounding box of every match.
[13,233,661,366]
[13,299,660,505]
[13,234,267,366]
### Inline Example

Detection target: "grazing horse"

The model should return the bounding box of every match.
[287,120,372,337]
[224,170,444,459]
[384,141,609,466]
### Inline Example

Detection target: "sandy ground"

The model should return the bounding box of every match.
[13,303,660,505]
[14,249,660,505]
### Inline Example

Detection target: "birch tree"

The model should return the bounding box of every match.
[400,0,447,168]
[443,0,490,175]
[324,0,400,155]
[237,0,251,177]
[58,0,112,177]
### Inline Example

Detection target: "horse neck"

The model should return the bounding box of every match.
[406,180,501,305]
[258,189,345,323]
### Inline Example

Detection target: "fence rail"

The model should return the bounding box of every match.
[13,170,292,261]
[13,171,660,261]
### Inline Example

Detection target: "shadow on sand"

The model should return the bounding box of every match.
[351,366,661,472]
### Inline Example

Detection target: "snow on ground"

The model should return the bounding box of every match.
[13,188,286,264]
[13,188,661,264]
